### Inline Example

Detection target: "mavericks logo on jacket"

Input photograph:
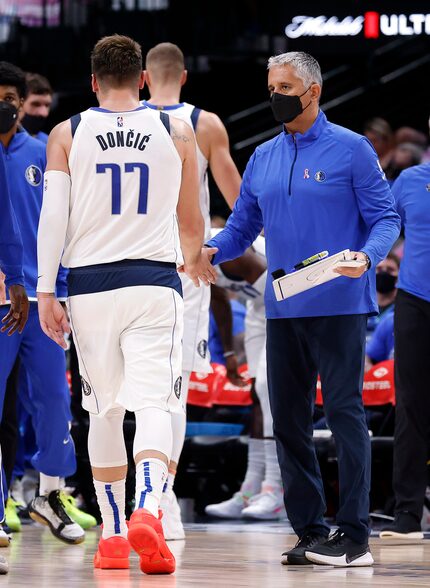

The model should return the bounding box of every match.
[25,165,42,186]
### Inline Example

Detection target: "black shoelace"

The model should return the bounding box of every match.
[48,490,74,525]
[295,532,323,549]
[324,530,346,547]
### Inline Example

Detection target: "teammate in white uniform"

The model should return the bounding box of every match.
[36,35,216,575]
[143,42,242,539]
[206,230,286,520]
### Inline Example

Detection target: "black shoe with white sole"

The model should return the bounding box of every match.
[305,530,374,567]
[28,490,85,545]
[281,532,328,565]
[379,511,423,539]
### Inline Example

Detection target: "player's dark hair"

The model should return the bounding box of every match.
[91,34,142,89]
[25,72,52,96]
[145,43,185,83]
[0,61,26,98]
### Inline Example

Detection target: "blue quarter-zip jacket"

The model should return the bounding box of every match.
[207,111,401,319]
[393,162,430,303]
[1,129,67,299]
[0,149,24,288]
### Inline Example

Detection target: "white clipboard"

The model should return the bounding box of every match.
[272,249,364,302]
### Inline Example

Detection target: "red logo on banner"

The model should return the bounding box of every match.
[364,11,380,38]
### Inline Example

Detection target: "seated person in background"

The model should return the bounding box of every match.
[365,310,394,371]
[364,117,394,172]
[367,252,400,334]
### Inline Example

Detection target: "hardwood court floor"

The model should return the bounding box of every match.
[3,523,430,587]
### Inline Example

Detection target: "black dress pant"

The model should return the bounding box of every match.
[0,359,20,488]
[393,289,430,520]
[267,314,370,544]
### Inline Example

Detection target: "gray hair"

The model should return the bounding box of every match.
[267,52,322,88]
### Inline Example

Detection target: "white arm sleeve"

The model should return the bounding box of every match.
[37,170,71,294]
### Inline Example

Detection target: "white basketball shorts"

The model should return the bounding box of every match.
[67,285,184,417]
[180,274,212,374]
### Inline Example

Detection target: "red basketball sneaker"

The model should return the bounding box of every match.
[128,509,175,574]
[94,536,130,569]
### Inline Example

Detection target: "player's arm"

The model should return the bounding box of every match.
[196,111,242,210]
[36,121,72,348]
[220,248,267,285]
[211,284,245,387]
[171,117,217,286]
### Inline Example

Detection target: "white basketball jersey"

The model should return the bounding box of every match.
[63,106,183,268]
[142,101,210,239]
[211,228,266,302]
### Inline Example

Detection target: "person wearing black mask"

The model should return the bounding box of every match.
[376,253,400,314]
[19,73,53,144]
[365,252,400,371]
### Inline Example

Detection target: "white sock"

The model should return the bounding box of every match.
[39,474,60,496]
[262,439,282,491]
[240,438,265,498]
[163,471,175,495]
[93,478,127,540]
[135,458,168,517]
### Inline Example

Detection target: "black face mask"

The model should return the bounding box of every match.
[270,87,311,123]
[21,113,46,136]
[0,101,18,134]
[376,272,397,294]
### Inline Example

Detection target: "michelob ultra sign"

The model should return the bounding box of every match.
[285,13,430,38]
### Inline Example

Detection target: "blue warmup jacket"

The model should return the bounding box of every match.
[207,111,401,319]
[1,129,67,300]
[392,162,430,303]
[0,149,24,288]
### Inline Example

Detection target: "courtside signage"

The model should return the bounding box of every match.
[285,12,430,39]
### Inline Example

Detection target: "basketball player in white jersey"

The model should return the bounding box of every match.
[206,230,285,520]
[142,42,242,539]
[36,35,216,575]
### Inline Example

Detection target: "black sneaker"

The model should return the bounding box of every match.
[380,511,423,539]
[281,532,328,565]
[28,490,85,544]
[305,529,374,567]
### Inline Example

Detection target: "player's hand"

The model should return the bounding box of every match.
[185,247,218,287]
[1,285,29,335]
[334,251,368,278]
[0,272,6,305]
[225,354,247,387]
[37,292,70,349]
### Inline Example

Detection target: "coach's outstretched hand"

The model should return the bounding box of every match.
[181,247,218,287]
[1,284,29,335]
[37,292,70,349]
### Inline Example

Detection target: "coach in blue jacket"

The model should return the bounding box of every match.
[206,52,400,567]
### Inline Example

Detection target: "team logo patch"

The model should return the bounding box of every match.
[81,377,92,396]
[197,339,208,359]
[117,116,124,127]
[314,170,326,182]
[174,376,182,399]
[426,183,430,192]
[25,165,42,186]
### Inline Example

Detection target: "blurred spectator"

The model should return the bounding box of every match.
[20,72,53,143]
[364,117,394,171]
[394,126,428,149]
[385,143,423,182]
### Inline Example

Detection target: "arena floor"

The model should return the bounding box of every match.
[4,522,430,586]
